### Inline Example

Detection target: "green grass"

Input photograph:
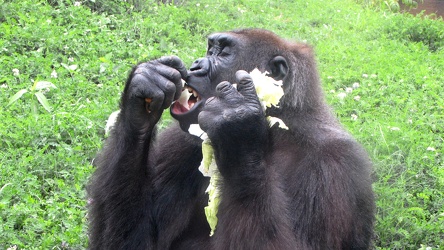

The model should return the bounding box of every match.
[1,0,443,249]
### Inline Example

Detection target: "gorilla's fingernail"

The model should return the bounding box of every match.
[235,71,252,84]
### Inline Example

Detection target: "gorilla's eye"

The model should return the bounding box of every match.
[207,47,218,56]
[207,46,227,57]
[218,47,230,57]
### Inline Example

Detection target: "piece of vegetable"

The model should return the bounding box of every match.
[191,68,288,236]
[249,68,284,109]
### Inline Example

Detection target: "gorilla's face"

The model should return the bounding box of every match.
[170,33,247,131]
[170,30,289,132]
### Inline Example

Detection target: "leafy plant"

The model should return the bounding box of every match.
[7,80,57,115]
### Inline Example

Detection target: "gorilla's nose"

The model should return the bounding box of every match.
[189,58,210,76]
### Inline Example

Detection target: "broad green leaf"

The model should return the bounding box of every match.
[34,81,57,91]
[7,89,28,106]
[34,92,52,112]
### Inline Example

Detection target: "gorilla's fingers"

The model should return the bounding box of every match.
[153,64,183,101]
[235,70,258,102]
[156,56,187,100]
[215,81,240,99]
[145,87,164,113]
[158,56,188,80]
[159,80,177,109]
[130,73,165,113]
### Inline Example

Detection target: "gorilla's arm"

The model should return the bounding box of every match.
[88,118,154,249]
[199,72,298,248]
[286,132,374,249]
[88,57,208,249]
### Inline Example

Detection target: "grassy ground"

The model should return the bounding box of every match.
[0,0,443,249]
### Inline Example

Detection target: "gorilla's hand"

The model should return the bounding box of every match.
[121,56,187,133]
[199,70,268,146]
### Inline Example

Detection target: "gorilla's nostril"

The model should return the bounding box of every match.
[190,60,202,71]
[190,64,201,71]
[189,58,210,75]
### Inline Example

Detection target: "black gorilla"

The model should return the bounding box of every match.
[88,29,375,249]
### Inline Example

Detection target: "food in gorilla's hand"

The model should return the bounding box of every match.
[201,137,219,236]
[188,124,220,235]
[204,170,220,236]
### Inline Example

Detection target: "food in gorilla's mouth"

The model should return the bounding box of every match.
[172,85,201,114]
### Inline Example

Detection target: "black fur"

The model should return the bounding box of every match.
[88,29,375,249]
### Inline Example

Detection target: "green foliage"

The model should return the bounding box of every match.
[7,80,57,118]
[356,0,423,12]
[381,14,444,52]
[0,0,443,249]
[45,0,131,14]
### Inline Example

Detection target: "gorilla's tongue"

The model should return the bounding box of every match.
[172,86,199,114]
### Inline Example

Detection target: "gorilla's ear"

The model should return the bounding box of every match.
[268,56,288,81]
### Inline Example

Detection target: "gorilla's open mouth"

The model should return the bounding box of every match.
[171,84,202,115]
[170,63,211,131]
[170,82,206,132]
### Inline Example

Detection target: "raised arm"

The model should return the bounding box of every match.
[87,56,187,249]
[199,72,298,249]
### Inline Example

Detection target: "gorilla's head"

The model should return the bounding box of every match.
[170,29,298,131]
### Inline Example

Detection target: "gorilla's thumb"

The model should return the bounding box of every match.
[235,70,257,101]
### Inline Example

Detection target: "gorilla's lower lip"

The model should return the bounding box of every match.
[170,98,205,132]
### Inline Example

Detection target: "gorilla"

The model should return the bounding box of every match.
[88,28,375,249]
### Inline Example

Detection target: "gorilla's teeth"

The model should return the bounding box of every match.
[192,90,198,98]
[177,88,192,109]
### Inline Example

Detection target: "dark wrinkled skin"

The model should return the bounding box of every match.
[88,29,375,250]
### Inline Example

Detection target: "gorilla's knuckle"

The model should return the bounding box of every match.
[133,64,150,75]
[130,73,147,87]
[159,55,179,66]
[169,55,180,62]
